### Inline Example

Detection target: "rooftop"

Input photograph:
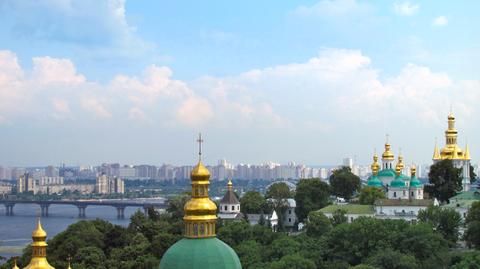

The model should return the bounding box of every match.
[374,199,433,207]
[319,204,374,214]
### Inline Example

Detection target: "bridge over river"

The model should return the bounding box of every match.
[0,199,167,219]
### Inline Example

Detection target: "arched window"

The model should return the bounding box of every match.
[194,224,198,236]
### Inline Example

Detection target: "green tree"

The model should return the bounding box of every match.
[466,201,480,224]
[234,240,264,268]
[359,187,385,205]
[295,178,331,222]
[465,201,480,249]
[331,209,348,226]
[450,251,480,269]
[267,236,301,261]
[329,166,361,201]
[428,160,462,203]
[75,246,107,269]
[268,254,316,269]
[470,165,477,183]
[366,249,417,269]
[166,192,190,220]
[418,205,462,244]
[306,211,332,237]
[240,191,268,214]
[266,182,292,199]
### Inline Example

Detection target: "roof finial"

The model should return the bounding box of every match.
[386,134,390,143]
[67,255,72,269]
[197,133,203,161]
[12,257,19,269]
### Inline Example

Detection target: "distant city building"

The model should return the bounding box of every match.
[95,174,124,194]
[17,172,36,194]
[38,177,64,186]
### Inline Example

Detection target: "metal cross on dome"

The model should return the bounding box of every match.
[197,133,203,160]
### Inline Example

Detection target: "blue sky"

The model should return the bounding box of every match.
[0,0,478,166]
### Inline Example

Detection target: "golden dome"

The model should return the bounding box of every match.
[382,142,395,161]
[410,165,416,178]
[227,179,233,189]
[397,154,404,171]
[32,218,47,241]
[371,153,380,175]
[183,134,218,238]
[190,161,210,181]
[24,219,55,269]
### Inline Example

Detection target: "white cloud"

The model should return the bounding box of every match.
[51,98,71,119]
[81,97,111,118]
[433,16,448,26]
[175,97,214,128]
[32,57,85,85]
[394,1,419,16]
[293,0,371,18]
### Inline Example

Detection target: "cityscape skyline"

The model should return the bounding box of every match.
[0,1,479,166]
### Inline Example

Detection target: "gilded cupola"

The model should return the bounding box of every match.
[371,153,380,176]
[382,138,394,161]
[183,133,218,238]
[24,218,55,269]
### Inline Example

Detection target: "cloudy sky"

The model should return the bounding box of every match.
[0,0,479,166]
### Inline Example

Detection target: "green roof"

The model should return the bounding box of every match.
[390,175,407,188]
[444,191,480,209]
[410,176,422,187]
[367,175,383,187]
[159,237,242,269]
[378,169,396,178]
[319,204,374,214]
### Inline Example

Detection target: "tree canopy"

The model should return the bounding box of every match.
[240,191,269,214]
[359,186,386,205]
[428,160,462,203]
[329,166,361,200]
[294,178,330,222]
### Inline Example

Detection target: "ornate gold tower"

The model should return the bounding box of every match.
[24,219,55,269]
[371,153,380,176]
[381,135,395,170]
[183,133,218,238]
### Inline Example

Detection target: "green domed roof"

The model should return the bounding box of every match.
[410,176,422,188]
[367,175,383,187]
[159,237,242,269]
[378,169,396,178]
[390,176,407,188]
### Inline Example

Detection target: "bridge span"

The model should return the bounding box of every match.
[0,199,167,219]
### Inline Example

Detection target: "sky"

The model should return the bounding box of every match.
[0,0,479,167]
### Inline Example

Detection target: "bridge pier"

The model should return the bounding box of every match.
[77,205,87,218]
[116,206,126,219]
[4,203,15,216]
[40,204,50,217]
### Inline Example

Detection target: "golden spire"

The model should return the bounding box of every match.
[382,134,395,161]
[410,165,416,178]
[227,179,233,191]
[397,149,404,171]
[433,138,441,160]
[24,218,55,269]
[465,143,471,160]
[371,152,380,176]
[445,112,458,146]
[184,134,217,238]
[12,257,19,269]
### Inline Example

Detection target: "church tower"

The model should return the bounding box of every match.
[23,219,55,269]
[382,137,395,170]
[159,134,242,269]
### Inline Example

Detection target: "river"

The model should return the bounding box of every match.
[0,202,158,261]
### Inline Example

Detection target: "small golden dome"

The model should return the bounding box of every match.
[190,161,210,181]
[410,165,416,178]
[382,142,395,160]
[32,218,47,241]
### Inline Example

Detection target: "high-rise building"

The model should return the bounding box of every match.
[95,174,109,194]
[17,172,36,194]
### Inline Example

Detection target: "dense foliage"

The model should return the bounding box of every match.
[427,160,462,203]
[359,186,386,205]
[3,192,480,269]
[294,178,330,222]
[329,166,361,201]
